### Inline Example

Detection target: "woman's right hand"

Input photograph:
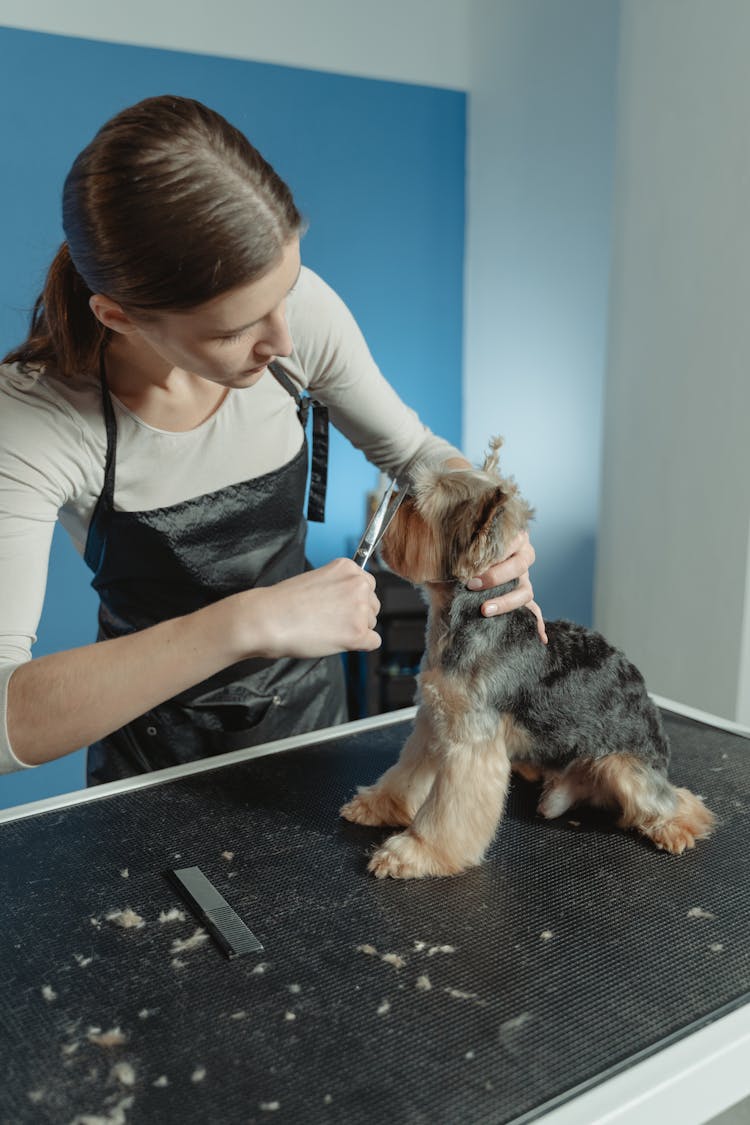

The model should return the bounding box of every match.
[232,559,382,660]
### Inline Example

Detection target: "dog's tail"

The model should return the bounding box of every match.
[538,754,715,854]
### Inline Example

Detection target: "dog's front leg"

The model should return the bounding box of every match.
[340,707,438,828]
[368,675,511,879]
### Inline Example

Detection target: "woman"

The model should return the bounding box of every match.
[0,95,543,784]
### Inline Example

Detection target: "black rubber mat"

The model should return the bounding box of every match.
[0,709,748,1125]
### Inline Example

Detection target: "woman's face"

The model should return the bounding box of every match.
[122,238,301,388]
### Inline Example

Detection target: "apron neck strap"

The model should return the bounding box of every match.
[269,362,328,523]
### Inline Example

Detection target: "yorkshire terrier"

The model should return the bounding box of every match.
[340,439,715,879]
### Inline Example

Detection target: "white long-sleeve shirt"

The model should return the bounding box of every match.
[0,266,461,773]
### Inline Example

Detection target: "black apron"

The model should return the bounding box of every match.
[83,359,347,785]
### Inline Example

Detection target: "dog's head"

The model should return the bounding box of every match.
[380,437,534,585]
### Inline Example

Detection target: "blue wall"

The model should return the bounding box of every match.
[0,27,465,808]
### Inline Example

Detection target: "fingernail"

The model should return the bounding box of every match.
[467,578,483,590]
[484,603,498,616]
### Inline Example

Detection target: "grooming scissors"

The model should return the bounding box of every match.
[353,480,406,570]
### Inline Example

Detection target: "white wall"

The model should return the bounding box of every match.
[740,521,750,725]
[595,0,750,723]
[0,0,470,89]
[463,0,620,624]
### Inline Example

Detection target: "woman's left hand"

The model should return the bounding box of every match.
[466,530,548,644]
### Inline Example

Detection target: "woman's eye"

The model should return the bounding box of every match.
[220,330,247,344]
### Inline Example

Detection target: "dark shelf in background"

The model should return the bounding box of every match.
[346,564,427,718]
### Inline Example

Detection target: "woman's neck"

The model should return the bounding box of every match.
[104,336,227,432]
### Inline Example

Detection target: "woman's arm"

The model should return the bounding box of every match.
[286,271,545,639]
[285,268,465,478]
[6,559,380,768]
[0,370,376,771]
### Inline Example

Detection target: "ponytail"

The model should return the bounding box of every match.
[2,242,107,377]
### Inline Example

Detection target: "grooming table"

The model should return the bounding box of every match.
[0,700,747,1125]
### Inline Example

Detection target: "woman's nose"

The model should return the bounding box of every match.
[255,309,292,358]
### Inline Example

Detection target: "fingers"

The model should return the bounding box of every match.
[480,575,534,618]
[466,529,547,641]
[480,582,547,642]
[338,560,383,650]
[327,559,381,650]
[467,530,535,591]
[252,558,382,659]
[362,594,382,649]
[528,600,548,645]
[361,629,383,652]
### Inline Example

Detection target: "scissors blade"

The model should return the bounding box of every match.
[353,481,405,569]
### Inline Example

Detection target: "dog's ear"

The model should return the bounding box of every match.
[471,486,507,555]
[452,485,507,577]
[456,481,534,579]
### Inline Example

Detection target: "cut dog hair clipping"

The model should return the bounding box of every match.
[165,866,263,959]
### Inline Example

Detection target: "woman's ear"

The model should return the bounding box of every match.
[88,294,140,335]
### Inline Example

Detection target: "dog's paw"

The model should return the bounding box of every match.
[368,830,463,880]
[645,788,715,855]
[340,787,411,828]
[649,823,697,855]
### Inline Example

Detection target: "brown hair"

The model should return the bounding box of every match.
[3,95,303,377]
